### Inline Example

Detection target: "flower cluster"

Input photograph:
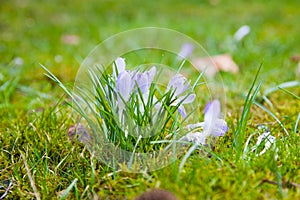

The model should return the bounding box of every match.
[113,57,157,116]
[111,57,228,145]
[113,57,195,119]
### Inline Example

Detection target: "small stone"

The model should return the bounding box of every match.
[135,189,178,200]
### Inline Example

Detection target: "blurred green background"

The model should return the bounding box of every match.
[1,0,299,89]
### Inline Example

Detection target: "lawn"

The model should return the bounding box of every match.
[0,0,299,199]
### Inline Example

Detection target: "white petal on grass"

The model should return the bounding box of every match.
[234,25,251,41]
[251,131,276,156]
[204,100,221,134]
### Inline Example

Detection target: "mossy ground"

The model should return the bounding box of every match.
[0,0,299,199]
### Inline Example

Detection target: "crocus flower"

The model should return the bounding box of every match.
[113,57,157,116]
[132,67,157,112]
[184,99,228,145]
[166,74,196,118]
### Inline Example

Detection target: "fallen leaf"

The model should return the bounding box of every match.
[61,34,80,45]
[192,54,239,77]
[290,55,300,62]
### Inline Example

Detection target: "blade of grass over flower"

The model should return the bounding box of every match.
[191,69,205,91]
[254,101,289,136]
[234,64,262,159]
[176,59,186,73]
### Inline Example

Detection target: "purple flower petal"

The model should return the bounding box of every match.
[178,105,186,118]
[181,94,196,104]
[204,102,211,114]
[210,119,228,137]
[116,71,132,101]
[178,43,194,59]
[185,131,206,145]
[167,74,190,96]
[147,66,156,84]
[115,57,126,73]
[204,100,221,134]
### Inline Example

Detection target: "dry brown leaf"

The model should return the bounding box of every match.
[192,54,239,77]
[290,55,300,62]
[61,34,80,45]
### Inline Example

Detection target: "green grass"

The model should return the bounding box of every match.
[1,0,300,199]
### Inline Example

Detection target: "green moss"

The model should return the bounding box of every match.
[1,0,299,199]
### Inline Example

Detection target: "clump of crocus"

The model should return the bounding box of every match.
[68,57,228,152]
[43,56,228,171]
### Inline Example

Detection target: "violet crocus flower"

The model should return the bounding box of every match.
[132,67,157,112]
[167,74,196,118]
[184,99,228,145]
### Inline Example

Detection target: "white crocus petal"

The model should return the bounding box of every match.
[147,66,156,84]
[210,119,228,137]
[167,74,189,96]
[113,57,126,78]
[181,94,196,104]
[253,132,276,156]
[116,71,132,116]
[204,100,221,134]
[185,122,205,130]
[136,72,148,93]
[185,132,206,145]
[115,57,126,73]
[116,71,132,101]
[171,94,195,106]
[170,94,195,118]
